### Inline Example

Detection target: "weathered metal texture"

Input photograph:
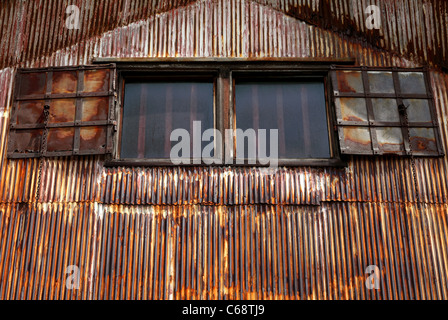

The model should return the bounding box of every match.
[8,65,116,158]
[0,202,97,299]
[331,67,444,156]
[0,1,447,70]
[1,203,447,299]
[98,162,448,205]
[0,0,448,300]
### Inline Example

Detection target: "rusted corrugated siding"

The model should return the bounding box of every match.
[1,1,447,70]
[0,202,96,299]
[1,203,447,299]
[0,0,448,299]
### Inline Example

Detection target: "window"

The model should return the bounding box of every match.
[115,62,342,166]
[331,66,444,156]
[8,64,116,158]
[120,78,215,159]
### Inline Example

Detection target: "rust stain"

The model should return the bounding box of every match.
[337,71,363,93]
[411,136,436,152]
[46,128,74,151]
[19,72,46,96]
[50,99,76,123]
[16,101,45,124]
[82,97,108,122]
[80,127,106,151]
[52,71,77,94]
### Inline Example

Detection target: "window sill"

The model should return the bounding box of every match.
[104,158,347,167]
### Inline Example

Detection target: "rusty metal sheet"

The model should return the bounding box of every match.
[1,1,447,70]
[1,203,447,300]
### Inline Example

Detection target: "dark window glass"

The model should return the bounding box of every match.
[234,80,331,159]
[121,81,214,159]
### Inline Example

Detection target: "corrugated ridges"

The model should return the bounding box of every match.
[0,0,198,69]
[0,0,447,205]
[0,0,447,300]
[1,157,447,205]
[98,161,448,205]
[1,203,447,299]
[0,202,96,299]
[1,0,447,69]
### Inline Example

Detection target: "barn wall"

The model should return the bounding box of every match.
[0,0,447,299]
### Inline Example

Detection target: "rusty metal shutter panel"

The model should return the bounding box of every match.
[330,66,444,157]
[8,64,117,158]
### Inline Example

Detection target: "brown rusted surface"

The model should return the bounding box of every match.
[336,71,364,93]
[0,203,447,299]
[52,71,77,94]
[0,0,447,300]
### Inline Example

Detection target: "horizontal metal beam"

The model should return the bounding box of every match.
[94,57,356,64]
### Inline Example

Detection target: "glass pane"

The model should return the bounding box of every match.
[377,127,404,152]
[83,69,110,93]
[409,128,437,153]
[368,71,394,94]
[372,98,400,122]
[82,97,109,121]
[47,128,75,152]
[399,72,426,94]
[337,98,368,121]
[52,71,77,94]
[335,71,364,93]
[341,127,372,153]
[403,99,432,123]
[235,81,330,159]
[80,127,106,151]
[19,72,46,96]
[121,81,214,159]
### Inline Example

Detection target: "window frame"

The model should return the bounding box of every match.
[117,72,220,164]
[230,70,338,165]
[102,59,353,167]
[330,65,445,157]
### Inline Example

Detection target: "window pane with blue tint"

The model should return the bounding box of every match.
[235,80,330,159]
[121,81,214,159]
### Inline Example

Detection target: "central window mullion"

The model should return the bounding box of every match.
[217,68,231,163]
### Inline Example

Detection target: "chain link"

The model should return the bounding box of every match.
[398,103,421,207]
[35,105,50,206]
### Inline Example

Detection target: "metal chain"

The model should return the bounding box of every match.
[398,103,421,207]
[35,105,50,206]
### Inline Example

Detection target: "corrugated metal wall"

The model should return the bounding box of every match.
[0,0,447,299]
[1,0,447,69]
